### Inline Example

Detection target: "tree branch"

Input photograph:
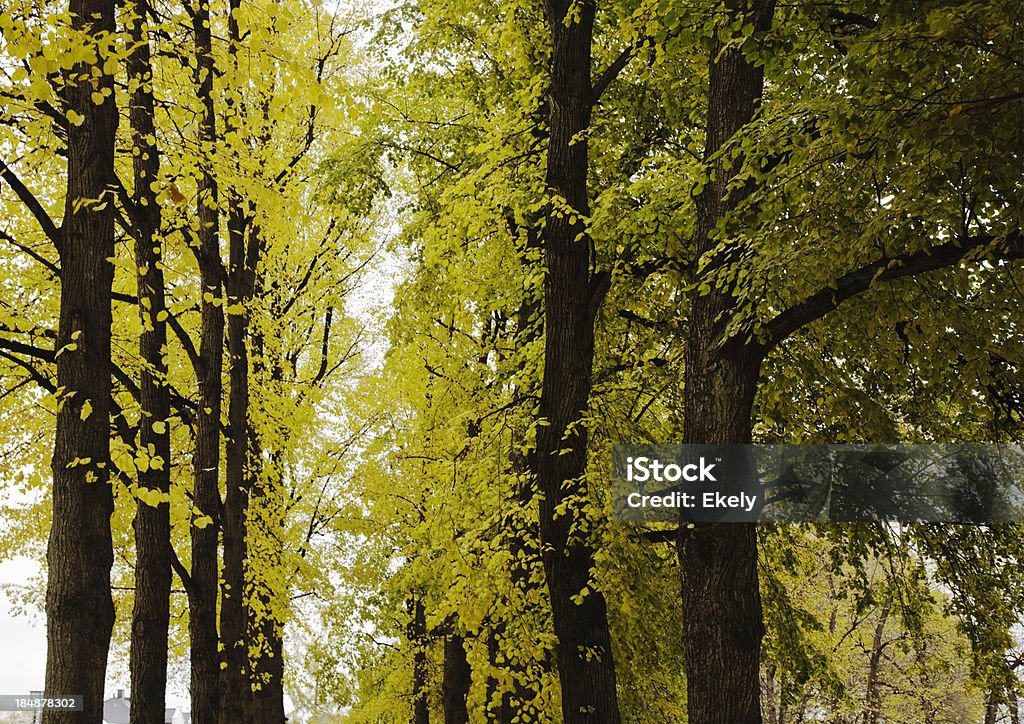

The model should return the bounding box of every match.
[764,231,1023,348]
[0,348,55,393]
[0,336,54,363]
[0,158,62,250]
[170,547,194,594]
[0,228,60,276]
[164,307,202,376]
[590,43,635,106]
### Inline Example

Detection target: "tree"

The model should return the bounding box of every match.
[674,2,1020,718]
[42,0,120,720]
[124,1,174,721]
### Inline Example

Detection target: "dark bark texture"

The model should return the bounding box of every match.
[534,0,619,721]
[409,598,430,724]
[443,634,471,724]
[126,1,173,722]
[219,204,253,724]
[43,0,118,721]
[247,298,286,724]
[677,3,775,724]
[187,0,225,719]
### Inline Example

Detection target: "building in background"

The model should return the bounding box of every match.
[102,690,188,724]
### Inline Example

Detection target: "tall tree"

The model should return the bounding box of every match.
[676,2,1021,720]
[186,0,226,717]
[676,3,775,722]
[43,0,119,720]
[534,0,619,719]
[124,0,174,722]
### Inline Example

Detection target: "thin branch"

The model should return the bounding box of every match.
[164,307,202,376]
[0,158,62,249]
[0,228,59,276]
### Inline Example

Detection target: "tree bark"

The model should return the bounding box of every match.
[443,634,471,724]
[248,238,287,723]
[248,385,287,724]
[42,0,118,721]
[534,0,620,721]
[409,598,430,724]
[677,3,775,724]
[220,203,254,724]
[187,0,225,719]
[126,1,173,721]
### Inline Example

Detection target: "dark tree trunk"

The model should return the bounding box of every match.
[187,0,225,719]
[220,204,253,724]
[443,634,471,724]
[409,598,430,724]
[534,0,619,721]
[248,385,286,724]
[217,0,264,714]
[43,0,118,721]
[126,2,172,722]
[677,3,775,724]
[248,611,285,724]
[249,256,286,724]
[487,471,547,722]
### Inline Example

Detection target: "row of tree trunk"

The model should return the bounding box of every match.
[40,0,286,722]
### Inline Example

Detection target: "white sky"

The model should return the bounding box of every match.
[0,557,46,697]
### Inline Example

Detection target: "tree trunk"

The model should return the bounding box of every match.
[42,0,118,721]
[248,235,287,723]
[126,1,172,721]
[248,611,286,724]
[534,0,619,721]
[248,405,287,724]
[763,661,779,724]
[984,690,998,724]
[409,598,430,724]
[487,471,547,722]
[865,604,890,724]
[677,3,775,724]
[187,0,225,719]
[217,0,264,713]
[220,204,253,724]
[443,634,471,724]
